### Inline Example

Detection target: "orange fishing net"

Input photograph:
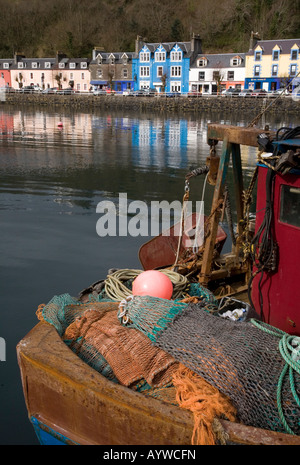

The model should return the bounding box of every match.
[63,306,179,388]
[172,363,237,445]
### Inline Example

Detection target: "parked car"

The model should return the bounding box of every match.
[222,88,240,97]
[268,88,290,97]
[57,88,75,95]
[165,91,181,98]
[251,89,268,97]
[128,89,156,97]
[42,87,59,94]
[239,89,253,97]
[93,89,107,96]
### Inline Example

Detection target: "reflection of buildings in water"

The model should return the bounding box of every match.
[131,118,191,169]
[4,110,93,148]
[0,110,95,170]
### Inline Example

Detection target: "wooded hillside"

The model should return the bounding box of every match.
[0,0,299,58]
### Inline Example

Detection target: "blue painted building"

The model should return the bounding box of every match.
[133,34,202,94]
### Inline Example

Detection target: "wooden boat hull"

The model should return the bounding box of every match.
[17,321,300,446]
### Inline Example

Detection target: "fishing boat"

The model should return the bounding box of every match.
[17,123,300,446]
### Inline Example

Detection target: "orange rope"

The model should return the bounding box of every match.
[36,304,45,321]
[172,363,237,445]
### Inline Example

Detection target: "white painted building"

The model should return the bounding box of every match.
[189,53,246,94]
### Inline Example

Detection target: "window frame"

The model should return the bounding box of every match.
[254,65,260,77]
[140,66,150,77]
[170,51,182,62]
[171,66,181,77]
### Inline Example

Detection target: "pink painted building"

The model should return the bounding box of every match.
[2,53,91,92]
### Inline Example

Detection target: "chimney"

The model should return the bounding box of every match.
[249,32,260,51]
[93,46,105,60]
[14,53,25,64]
[56,51,67,63]
[135,35,144,54]
[191,33,202,55]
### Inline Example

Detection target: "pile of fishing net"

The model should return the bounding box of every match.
[36,270,300,444]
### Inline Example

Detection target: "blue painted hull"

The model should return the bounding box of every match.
[31,416,79,445]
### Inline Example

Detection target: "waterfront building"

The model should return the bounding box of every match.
[245,38,300,91]
[133,34,202,94]
[89,48,134,93]
[189,53,245,94]
[0,58,13,87]
[6,53,90,92]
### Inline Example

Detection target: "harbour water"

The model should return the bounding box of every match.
[0,104,298,444]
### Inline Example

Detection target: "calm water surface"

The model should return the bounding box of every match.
[0,104,298,444]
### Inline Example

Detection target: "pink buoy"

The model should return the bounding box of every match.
[58,121,63,128]
[132,270,173,300]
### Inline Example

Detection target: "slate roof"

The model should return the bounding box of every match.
[247,38,300,55]
[90,51,135,64]
[191,53,245,68]
[138,41,192,56]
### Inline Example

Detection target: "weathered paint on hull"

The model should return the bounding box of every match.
[17,322,300,446]
[31,416,79,445]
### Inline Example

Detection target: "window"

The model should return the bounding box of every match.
[81,73,85,79]
[290,64,297,76]
[157,66,163,77]
[171,51,182,61]
[155,52,166,62]
[59,63,65,69]
[81,62,87,68]
[254,65,260,77]
[70,62,76,69]
[32,62,38,68]
[291,49,298,60]
[280,185,300,228]
[3,63,9,69]
[227,71,234,80]
[18,62,23,68]
[97,69,103,78]
[70,73,73,80]
[77,83,80,91]
[45,62,51,69]
[255,51,261,61]
[198,58,207,67]
[213,71,220,81]
[272,65,278,76]
[84,84,87,91]
[109,56,115,65]
[198,71,205,80]
[231,57,241,66]
[140,52,150,62]
[140,66,150,77]
[122,55,128,65]
[171,66,181,77]
[123,69,128,78]
[171,82,181,92]
[273,50,280,60]
[30,73,33,79]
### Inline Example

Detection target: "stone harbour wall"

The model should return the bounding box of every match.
[3,92,300,115]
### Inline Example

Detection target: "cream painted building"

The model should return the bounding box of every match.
[245,38,300,91]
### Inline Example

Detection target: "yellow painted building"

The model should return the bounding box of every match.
[245,38,300,91]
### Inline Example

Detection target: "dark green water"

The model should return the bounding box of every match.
[0,104,298,444]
